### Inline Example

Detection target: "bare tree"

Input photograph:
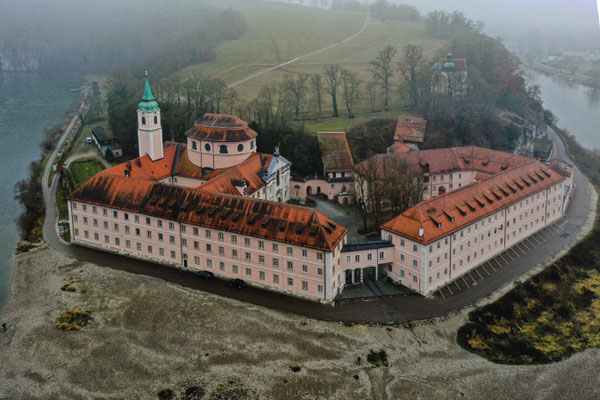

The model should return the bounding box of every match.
[310,74,324,118]
[221,88,240,114]
[369,45,397,111]
[398,44,425,107]
[366,81,378,112]
[323,64,341,117]
[253,82,292,129]
[340,69,360,117]
[380,155,424,216]
[351,156,386,229]
[284,73,310,119]
[207,78,227,113]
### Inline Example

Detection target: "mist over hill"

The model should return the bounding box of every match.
[0,0,245,74]
[396,0,600,52]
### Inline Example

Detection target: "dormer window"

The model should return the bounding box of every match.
[219,145,228,154]
[238,144,244,152]
[141,116,146,125]
[191,141,197,150]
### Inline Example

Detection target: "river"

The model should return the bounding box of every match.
[526,70,600,152]
[0,72,79,311]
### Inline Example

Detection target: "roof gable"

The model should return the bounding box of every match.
[318,132,355,173]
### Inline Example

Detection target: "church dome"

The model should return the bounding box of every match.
[443,61,456,70]
[185,113,258,142]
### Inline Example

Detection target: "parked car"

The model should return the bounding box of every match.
[195,270,214,279]
[228,278,245,289]
[86,137,93,143]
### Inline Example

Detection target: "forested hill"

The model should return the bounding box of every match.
[0,0,247,75]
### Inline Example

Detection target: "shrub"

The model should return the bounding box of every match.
[55,308,92,331]
[367,349,389,367]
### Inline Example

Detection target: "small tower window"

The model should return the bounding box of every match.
[141,116,146,125]
[219,145,228,154]
[154,116,158,124]
[237,144,244,152]
[205,143,211,152]
[191,141,197,150]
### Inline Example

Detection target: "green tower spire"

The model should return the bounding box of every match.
[138,74,160,113]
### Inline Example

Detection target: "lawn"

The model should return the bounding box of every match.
[220,17,447,114]
[176,1,366,86]
[298,110,404,134]
[68,160,106,188]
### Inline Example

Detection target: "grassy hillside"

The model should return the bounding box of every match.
[232,18,445,103]
[171,0,448,126]
[176,1,366,85]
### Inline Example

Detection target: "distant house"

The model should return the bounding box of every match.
[431,53,468,97]
[91,127,122,158]
[391,116,427,151]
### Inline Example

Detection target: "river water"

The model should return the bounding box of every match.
[0,72,79,311]
[526,70,600,152]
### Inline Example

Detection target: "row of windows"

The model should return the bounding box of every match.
[75,229,324,293]
[73,205,176,230]
[190,140,255,154]
[193,259,323,293]
[187,228,322,260]
[75,230,178,259]
[345,251,386,264]
[73,203,324,261]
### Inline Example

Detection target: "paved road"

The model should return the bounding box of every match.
[227,12,370,89]
[42,84,90,245]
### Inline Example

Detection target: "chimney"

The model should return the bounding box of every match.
[418,228,424,237]
[125,169,130,178]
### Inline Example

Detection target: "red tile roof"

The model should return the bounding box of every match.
[99,143,178,181]
[387,141,412,154]
[67,174,347,251]
[318,132,355,173]
[185,113,258,142]
[381,160,565,245]
[356,146,532,176]
[199,153,272,196]
[394,117,427,143]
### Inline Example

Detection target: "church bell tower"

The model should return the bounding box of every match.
[137,74,163,161]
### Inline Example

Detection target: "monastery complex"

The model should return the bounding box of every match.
[67,80,574,303]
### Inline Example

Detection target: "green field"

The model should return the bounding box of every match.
[68,160,105,188]
[172,1,447,120]
[177,1,365,85]
[298,110,402,133]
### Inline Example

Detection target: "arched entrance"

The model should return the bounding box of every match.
[307,186,312,195]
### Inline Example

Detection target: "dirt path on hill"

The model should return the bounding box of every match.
[1,247,599,399]
[227,12,370,89]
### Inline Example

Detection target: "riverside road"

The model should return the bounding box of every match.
[41,122,594,323]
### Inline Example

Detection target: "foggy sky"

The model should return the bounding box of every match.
[397,0,600,52]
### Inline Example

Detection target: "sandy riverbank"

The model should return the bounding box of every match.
[1,248,599,399]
